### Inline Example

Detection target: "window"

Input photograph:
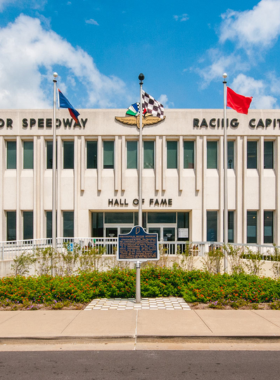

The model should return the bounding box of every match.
[247,211,257,244]
[184,141,194,168]
[103,141,114,169]
[247,141,257,169]
[143,141,154,169]
[7,141,16,169]
[23,141,33,169]
[23,211,33,240]
[148,212,176,224]
[87,141,97,169]
[177,212,189,241]
[264,141,273,169]
[167,141,178,169]
[46,141,57,169]
[127,141,137,169]
[207,141,218,169]
[228,211,234,243]
[207,211,217,242]
[105,212,134,224]
[92,212,104,237]
[46,211,57,239]
[228,141,234,169]
[63,141,74,169]
[7,211,16,241]
[264,211,273,244]
[63,211,74,237]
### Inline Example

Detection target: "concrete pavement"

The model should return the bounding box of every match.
[0,310,280,342]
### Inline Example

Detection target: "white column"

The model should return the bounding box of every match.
[57,136,62,237]
[243,136,247,244]
[114,136,119,191]
[162,136,166,191]
[259,136,264,245]
[33,136,37,239]
[40,137,44,239]
[97,136,102,191]
[80,136,85,192]
[121,136,126,191]
[202,136,207,241]
[155,136,161,192]
[74,136,79,237]
[236,136,242,243]
[196,136,202,192]
[16,136,21,240]
[179,136,183,192]
[0,137,4,241]
[276,137,280,245]
[219,136,223,242]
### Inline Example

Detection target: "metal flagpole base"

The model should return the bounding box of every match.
[136,261,141,303]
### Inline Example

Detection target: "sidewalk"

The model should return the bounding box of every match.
[0,309,280,342]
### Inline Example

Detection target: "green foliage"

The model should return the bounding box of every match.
[11,252,36,276]
[1,268,280,306]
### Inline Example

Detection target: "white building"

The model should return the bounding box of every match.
[0,108,279,245]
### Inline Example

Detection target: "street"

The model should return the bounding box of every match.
[0,350,279,379]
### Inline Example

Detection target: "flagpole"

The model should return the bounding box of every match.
[52,72,58,275]
[136,73,144,303]
[223,73,228,273]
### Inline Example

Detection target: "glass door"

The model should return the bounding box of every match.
[163,227,175,241]
[148,227,161,241]
[105,227,118,238]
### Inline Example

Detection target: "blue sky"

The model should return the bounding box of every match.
[0,0,279,109]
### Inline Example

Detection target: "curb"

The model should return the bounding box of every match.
[1,335,280,344]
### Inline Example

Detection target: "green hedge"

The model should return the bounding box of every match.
[0,268,280,304]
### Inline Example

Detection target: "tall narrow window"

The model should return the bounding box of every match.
[63,141,74,169]
[7,141,16,169]
[207,141,218,169]
[87,141,97,169]
[143,141,154,169]
[228,141,234,169]
[63,211,74,237]
[46,141,57,169]
[264,141,273,169]
[92,212,104,237]
[264,211,273,244]
[228,211,234,243]
[207,211,218,241]
[7,211,16,241]
[103,141,114,169]
[23,211,33,240]
[46,211,57,239]
[127,141,138,169]
[177,212,189,241]
[247,141,257,169]
[184,141,194,168]
[23,141,33,169]
[247,211,257,244]
[167,141,178,169]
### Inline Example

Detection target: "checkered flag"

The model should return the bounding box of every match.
[142,91,165,119]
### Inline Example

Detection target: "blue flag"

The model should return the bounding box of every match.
[58,89,80,123]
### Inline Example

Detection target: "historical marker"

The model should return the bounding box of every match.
[117,226,159,261]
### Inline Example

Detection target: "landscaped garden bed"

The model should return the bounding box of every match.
[0,268,280,310]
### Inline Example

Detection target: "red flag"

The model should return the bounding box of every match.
[227,87,253,114]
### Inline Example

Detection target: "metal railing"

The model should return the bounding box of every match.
[0,237,279,261]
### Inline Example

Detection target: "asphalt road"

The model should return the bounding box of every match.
[0,350,279,379]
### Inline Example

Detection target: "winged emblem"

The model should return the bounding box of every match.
[115,114,166,128]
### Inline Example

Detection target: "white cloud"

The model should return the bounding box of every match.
[231,74,278,109]
[195,49,250,87]
[0,15,129,109]
[158,94,173,108]
[85,18,99,26]
[173,14,189,22]
[220,0,280,50]
[0,0,46,11]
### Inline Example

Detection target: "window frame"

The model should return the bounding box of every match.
[6,141,17,170]
[87,140,98,169]
[126,140,138,169]
[143,140,155,169]
[183,140,195,169]
[103,140,115,169]
[247,140,258,169]
[63,140,74,169]
[207,140,218,169]
[23,140,34,170]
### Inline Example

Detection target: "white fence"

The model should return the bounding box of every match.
[0,237,279,261]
